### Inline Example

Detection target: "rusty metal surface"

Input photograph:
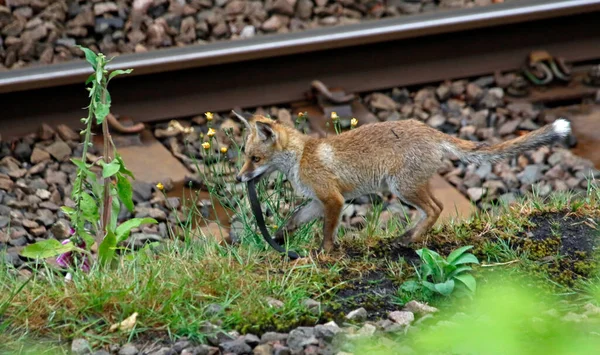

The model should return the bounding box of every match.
[1,0,600,138]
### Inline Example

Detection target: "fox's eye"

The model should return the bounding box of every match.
[252,156,261,163]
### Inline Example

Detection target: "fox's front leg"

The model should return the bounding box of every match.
[274,200,324,243]
[319,192,344,253]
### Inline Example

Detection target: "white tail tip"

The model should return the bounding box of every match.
[552,118,571,136]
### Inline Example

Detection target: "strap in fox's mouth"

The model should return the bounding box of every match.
[246,178,301,260]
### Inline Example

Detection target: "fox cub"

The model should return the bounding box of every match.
[233,111,571,252]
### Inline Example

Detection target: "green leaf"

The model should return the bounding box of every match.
[433,279,455,296]
[98,230,117,266]
[80,192,99,222]
[422,281,437,293]
[454,273,477,293]
[61,206,76,216]
[452,253,480,266]
[448,265,473,279]
[447,245,474,264]
[85,73,95,86]
[115,218,157,243]
[71,158,89,171]
[115,153,135,179]
[95,64,103,85]
[77,46,98,70]
[21,239,76,259]
[108,69,133,81]
[116,173,134,212]
[400,280,420,293]
[95,102,110,124]
[102,160,121,178]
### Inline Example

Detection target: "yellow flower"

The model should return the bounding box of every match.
[207,128,216,137]
[220,147,228,154]
[202,142,211,150]
[331,111,339,121]
[205,112,213,121]
[298,112,306,118]
[350,118,358,127]
[156,182,164,191]
[272,224,278,229]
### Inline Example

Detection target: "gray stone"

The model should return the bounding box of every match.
[45,170,68,185]
[71,338,91,355]
[219,339,252,354]
[314,321,341,341]
[389,311,415,326]
[498,193,517,205]
[172,339,192,353]
[150,348,176,355]
[518,165,543,185]
[260,332,288,344]
[346,307,367,322]
[498,119,521,136]
[467,187,485,202]
[132,181,153,203]
[357,323,377,336]
[303,298,321,314]
[287,327,317,352]
[243,334,260,348]
[44,141,72,161]
[403,300,438,316]
[118,344,139,355]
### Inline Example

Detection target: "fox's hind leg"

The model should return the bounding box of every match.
[274,200,323,244]
[390,181,442,246]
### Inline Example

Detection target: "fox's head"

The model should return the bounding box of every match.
[233,112,284,182]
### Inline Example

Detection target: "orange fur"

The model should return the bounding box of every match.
[235,113,571,252]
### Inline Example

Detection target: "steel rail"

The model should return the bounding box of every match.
[1,0,600,138]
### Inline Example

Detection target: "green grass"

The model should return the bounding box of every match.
[1,180,599,353]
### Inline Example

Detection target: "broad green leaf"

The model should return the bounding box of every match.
[61,206,76,216]
[115,153,135,179]
[422,281,437,293]
[447,245,474,264]
[109,69,133,81]
[98,230,117,266]
[433,279,455,296]
[105,89,111,106]
[85,73,95,86]
[95,102,111,124]
[116,173,134,212]
[115,218,157,243]
[448,265,473,279]
[71,158,89,171]
[454,273,477,293]
[452,253,480,266]
[102,160,121,178]
[400,280,420,293]
[21,239,76,259]
[80,192,99,222]
[77,46,98,70]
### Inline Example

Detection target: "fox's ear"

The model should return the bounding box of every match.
[255,121,276,142]
[231,110,251,131]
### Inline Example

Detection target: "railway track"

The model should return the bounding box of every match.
[1,0,600,139]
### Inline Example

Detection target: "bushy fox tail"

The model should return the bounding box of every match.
[442,118,571,165]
